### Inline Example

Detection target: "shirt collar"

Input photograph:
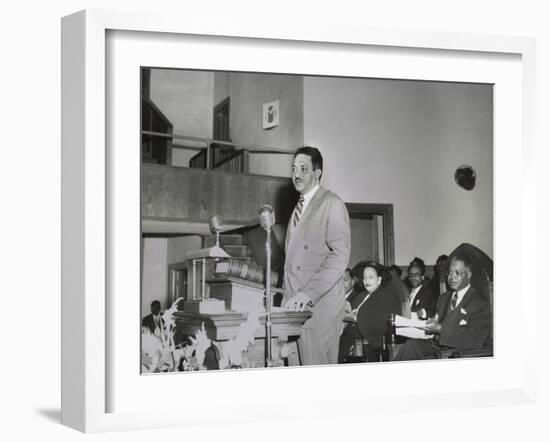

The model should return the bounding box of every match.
[300,184,319,208]
[455,284,471,306]
[409,285,422,304]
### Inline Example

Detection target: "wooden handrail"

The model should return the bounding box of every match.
[172,144,204,151]
[141,130,297,156]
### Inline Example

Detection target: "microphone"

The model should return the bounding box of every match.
[258,204,275,231]
[208,215,224,234]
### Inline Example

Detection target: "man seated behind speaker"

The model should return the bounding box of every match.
[389,264,411,317]
[406,257,438,319]
[343,268,362,305]
[394,253,491,361]
[142,300,164,335]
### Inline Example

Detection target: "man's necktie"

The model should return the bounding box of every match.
[450,291,458,310]
[293,196,305,227]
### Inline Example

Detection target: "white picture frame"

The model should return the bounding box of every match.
[61,9,537,433]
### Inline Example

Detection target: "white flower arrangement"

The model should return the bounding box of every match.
[141,302,267,372]
[141,297,185,373]
[215,308,261,369]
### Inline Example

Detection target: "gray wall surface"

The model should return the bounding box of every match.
[303,76,493,264]
[146,70,493,265]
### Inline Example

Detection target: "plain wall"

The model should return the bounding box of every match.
[167,235,202,264]
[141,238,168,316]
[226,72,303,177]
[150,69,214,166]
[303,77,493,264]
[171,147,202,168]
[227,72,304,149]
[141,236,203,316]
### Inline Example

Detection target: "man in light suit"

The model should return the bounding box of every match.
[394,253,491,360]
[283,146,351,366]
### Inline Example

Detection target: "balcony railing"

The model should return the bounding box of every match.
[141,130,296,174]
[141,97,173,165]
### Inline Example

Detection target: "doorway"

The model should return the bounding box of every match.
[211,97,233,168]
[346,203,395,267]
[213,97,230,142]
[168,263,188,306]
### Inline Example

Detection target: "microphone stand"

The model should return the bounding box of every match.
[265,227,273,366]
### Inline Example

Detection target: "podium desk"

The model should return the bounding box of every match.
[173,309,311,367]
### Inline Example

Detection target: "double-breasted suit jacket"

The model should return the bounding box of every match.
[410,281,439,318]
[284,186,351,330]
[436,286,491,348]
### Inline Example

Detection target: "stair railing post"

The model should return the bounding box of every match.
[242,149,250,174]
[206,139,212,169]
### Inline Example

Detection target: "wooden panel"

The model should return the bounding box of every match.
[173,310,311,341]
[141,164,296,226]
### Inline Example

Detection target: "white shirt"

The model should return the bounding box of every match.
[453,284,471,308]
[298,184,319,215]
[409,285,422,306]
[153,314,161,328]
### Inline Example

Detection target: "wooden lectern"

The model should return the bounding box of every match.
[176,246,311,367]
[173,308,311,367]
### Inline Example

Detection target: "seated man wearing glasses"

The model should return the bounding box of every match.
[406,257,438,319]
[393,253,491,360]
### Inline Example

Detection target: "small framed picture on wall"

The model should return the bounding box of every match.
[262,99,279,129]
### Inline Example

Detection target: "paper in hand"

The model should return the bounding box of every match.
[393,315,430,340]
[393,315,428,329]
[396,327,431,339]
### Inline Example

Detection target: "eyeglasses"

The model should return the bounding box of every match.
[408,272,422,278]
[446,270,465,278]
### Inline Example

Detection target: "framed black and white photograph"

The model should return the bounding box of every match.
[61,9,538,434]
[139,66,494,373]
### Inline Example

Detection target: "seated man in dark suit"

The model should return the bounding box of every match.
[342,268,357,302]
[142,300,164,335]
[394,253,491,360]
[406,257,438,319]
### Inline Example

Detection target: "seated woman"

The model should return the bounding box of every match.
[339,261,402,362]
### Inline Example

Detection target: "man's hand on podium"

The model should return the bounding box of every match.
[284,291,312,312]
